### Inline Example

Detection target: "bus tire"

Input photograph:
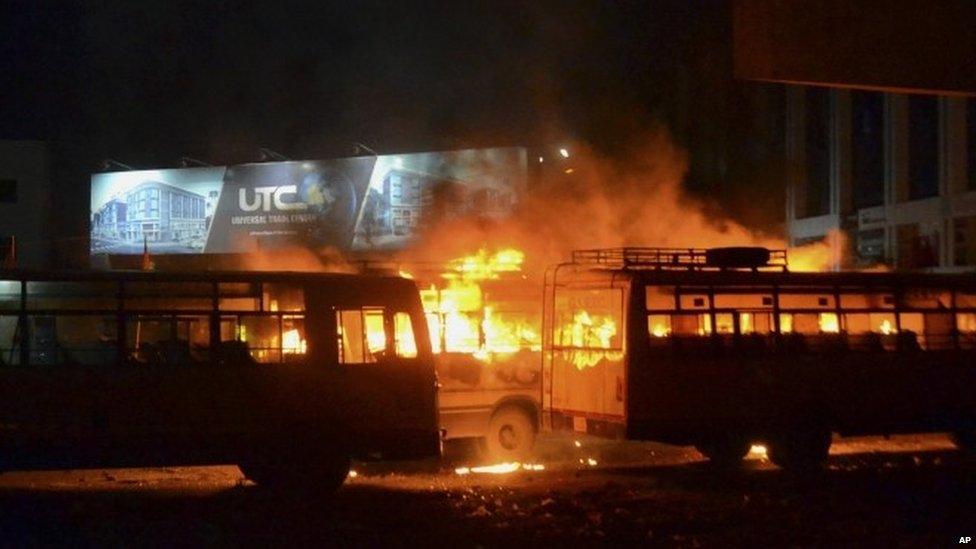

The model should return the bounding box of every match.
[696,435,750,468]
[767,428,831,470]
[241,454,351,493]
[484,406,536,462]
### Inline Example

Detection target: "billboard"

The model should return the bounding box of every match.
[90,147,526,256]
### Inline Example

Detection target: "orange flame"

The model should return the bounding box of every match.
[420,248,540,360]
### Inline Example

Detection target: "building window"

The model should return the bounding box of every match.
[908,96,939,200]
[856,228,886,264]
[804,87,831,217]
[0,179,17,203]
[851,91,884,208]
[968,99,976,191]
[896,223,938,269]
[955,216,976,266]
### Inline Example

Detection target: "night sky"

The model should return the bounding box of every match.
[2,1,725,163]
[2,0,784,263]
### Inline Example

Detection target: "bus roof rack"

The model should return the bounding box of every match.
[570,247,789,272]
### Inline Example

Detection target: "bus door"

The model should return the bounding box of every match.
[334,307,427,410]
[307,288,432,437]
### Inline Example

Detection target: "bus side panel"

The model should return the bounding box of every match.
[627,340,976,444]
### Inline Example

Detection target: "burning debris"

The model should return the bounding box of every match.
[454,462,546,476]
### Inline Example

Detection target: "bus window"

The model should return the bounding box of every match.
[844,312,896,335]
[0,280,19,311]
[647,314,671,338]
[129,315,209,365]
[0,316,20,365]
[714,313,734,335]
[27,281,117,311]
[281,316,308,358]
[553,289,623,350]
[671,313,708,336]
[219,282,261,311]
[27,315,117,366]
[237,316,282,363]
[394,312,418,358]
[739,312,773,334]
[844,312,896,350]
[793,314,819,334]
[263,283,304,312]
[779,313,793,333]
[124,281,212,311]
[958,313,976,349]
[645,286,675,310]
[337,308,388,364]
[780,312,837,334]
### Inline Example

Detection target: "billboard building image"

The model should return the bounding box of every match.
[90,147,526,257]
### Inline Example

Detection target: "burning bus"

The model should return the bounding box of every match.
[364,249,543,461]
[543,247,976,468]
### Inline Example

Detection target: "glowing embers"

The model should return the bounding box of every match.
[454,462,546,475]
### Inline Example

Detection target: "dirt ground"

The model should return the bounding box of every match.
[0,434,972,547]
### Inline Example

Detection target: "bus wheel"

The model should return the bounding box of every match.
[950,430,976,453]
[696,435,750,468]
[767,429,831,470]
[484,406,536,462]
[241,454,351,493]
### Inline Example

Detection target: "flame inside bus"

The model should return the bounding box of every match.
[414,248,541,361]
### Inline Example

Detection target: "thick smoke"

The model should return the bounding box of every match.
[401,128,836,273]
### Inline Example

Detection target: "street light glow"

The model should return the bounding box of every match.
[559,148,569,158]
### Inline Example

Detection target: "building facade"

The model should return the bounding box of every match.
[786,89,976,271]
[121,181,207,243]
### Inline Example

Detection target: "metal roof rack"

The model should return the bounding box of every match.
[570,247,789,272]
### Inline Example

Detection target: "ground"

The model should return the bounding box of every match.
[0,434,972,547]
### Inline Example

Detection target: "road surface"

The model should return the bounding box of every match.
[0,434,971,547]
